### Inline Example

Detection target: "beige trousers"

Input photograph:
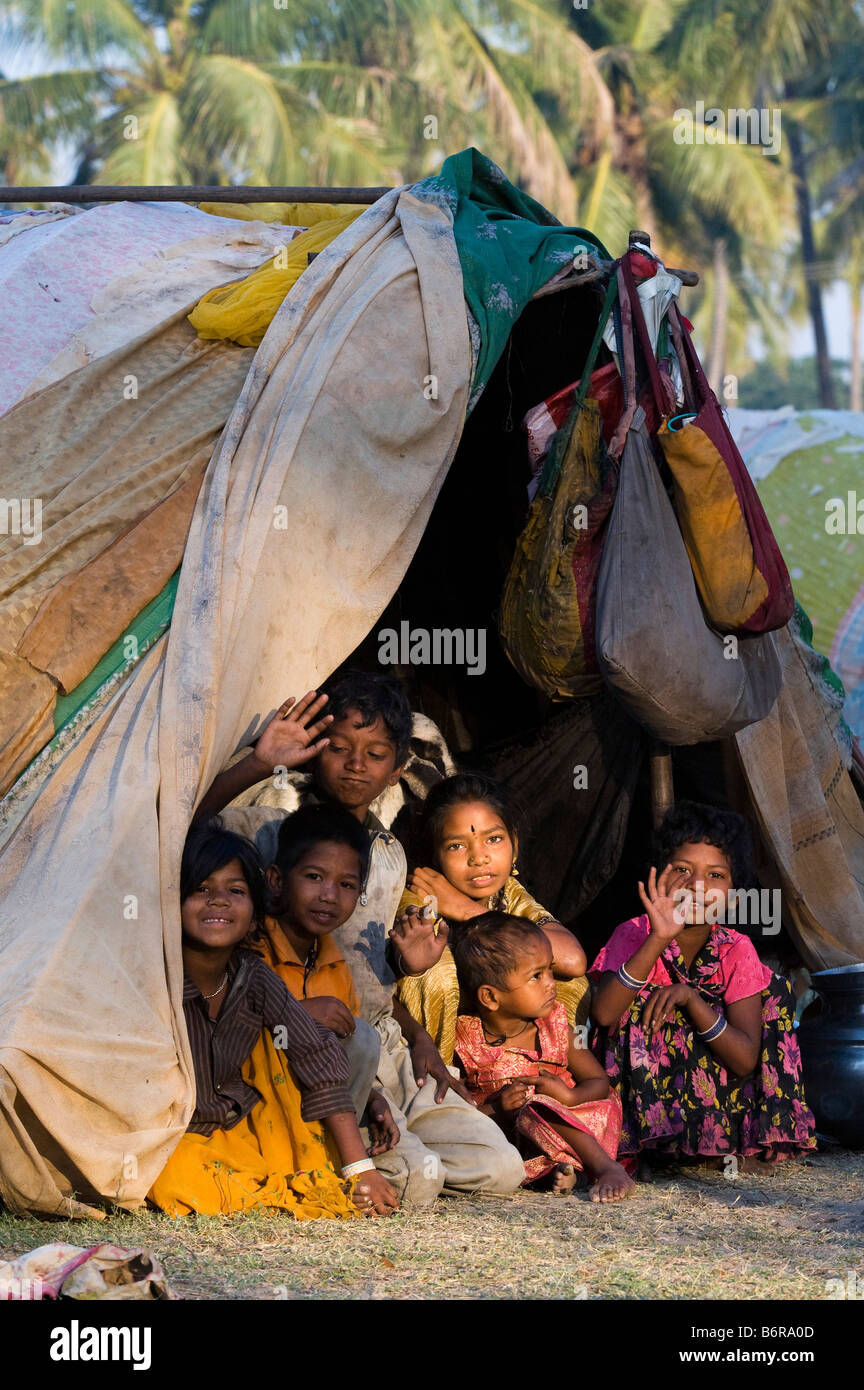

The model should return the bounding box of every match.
[368,1015,524,1207]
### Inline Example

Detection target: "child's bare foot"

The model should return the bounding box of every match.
[737,1155,779,1176]
[589,1160,637,1203]
[550,1163,577,1196]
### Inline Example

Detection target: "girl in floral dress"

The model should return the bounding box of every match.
[590,801,816,1173]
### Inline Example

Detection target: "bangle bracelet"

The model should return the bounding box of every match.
[341,1158,376,1179]
[697,1013,727,1042]
[617,963,649,991]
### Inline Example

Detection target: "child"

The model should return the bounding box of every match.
[148,817,399,1218]
[590,800,817,1171]
[452,913,632,1201]
[253,802,401,1160]
[197,674,525,1205]
[394,772,589,1066]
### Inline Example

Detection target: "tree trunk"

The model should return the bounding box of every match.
[707,236,729,396]
[851,242,862,413]
[787,122,835,409]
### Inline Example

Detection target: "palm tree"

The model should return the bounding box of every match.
[660,0,846,408]
[0,0,616,206]
[0,0,405,186]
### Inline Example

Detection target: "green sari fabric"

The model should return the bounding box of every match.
[412,147,608,409]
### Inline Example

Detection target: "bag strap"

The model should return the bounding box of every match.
[667,301,706,411]
[618,252,670,418]
[537,274,618,497]
[574,274,619,409]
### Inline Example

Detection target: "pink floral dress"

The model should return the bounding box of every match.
[590,917,816,1160]
[454,1004,623,1184]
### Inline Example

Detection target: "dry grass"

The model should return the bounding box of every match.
[1,1150,862,1300]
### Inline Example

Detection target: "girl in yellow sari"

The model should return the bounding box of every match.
[393,774,589,1067]
[149,818,398,1220]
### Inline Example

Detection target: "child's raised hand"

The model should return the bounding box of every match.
[638,865,689,942]
[408,868,480,923]
[389,905,448,976]
[365,1090,400,1155]
[251,692,333,776]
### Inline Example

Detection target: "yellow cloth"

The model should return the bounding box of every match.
[197,201,360,226]
[148,1030,357,1219]
[188,209,364,347]
[396,875,590,1065]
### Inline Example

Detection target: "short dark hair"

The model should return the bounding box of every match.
[654,799,755,889]
[274,803,370,879]
[417,772,520,868]
[322,669,412,766]
[452,912,548,1004]
[181,816,268,928]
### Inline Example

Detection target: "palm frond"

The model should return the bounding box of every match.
[95,90,186,182]
[181,53,299,182]
[0,0,158,65]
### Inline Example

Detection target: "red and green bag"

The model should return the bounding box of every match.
[621,256,794,634]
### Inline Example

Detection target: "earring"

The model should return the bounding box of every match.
[511,859,519,878]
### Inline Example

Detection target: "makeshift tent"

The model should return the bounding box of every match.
[1,148,863,1218]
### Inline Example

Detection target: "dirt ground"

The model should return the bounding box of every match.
[1,1148,862,1300]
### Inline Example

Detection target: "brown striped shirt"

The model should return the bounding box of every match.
[183,949,353,1134]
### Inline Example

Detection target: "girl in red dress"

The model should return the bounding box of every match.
[452,913,633,1202]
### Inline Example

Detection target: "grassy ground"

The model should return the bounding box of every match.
[2,1149,862,1300]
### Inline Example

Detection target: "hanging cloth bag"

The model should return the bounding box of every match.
[498,279,619,699]
[594,265,782,743]
[618,255,794,634]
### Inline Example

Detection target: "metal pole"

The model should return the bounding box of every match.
[0,184,393,205]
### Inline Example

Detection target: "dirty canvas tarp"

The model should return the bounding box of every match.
[0,316,255,796]
[0,184,471,1215]
[0,201,287,416]
[734,623,864,970]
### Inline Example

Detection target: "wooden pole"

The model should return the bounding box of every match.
[0,184,393,205]
[649,742,675,830]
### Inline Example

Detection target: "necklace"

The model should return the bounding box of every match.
[483,1020,533,1047]
[201,972,228,1001]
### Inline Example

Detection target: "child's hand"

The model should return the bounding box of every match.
[638,865,689,942]
[496,1078,537,1113]
[250,692,333,776]
[532,1069,577,1105]
[408,868,480,922]
[365,1090,400,1155]
[641,983,693,1035]
[409,1030,476,1106]
[300,995,356,1038]
[389,906,449,976]
[351,1169,399,1217]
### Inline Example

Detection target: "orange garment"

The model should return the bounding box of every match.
[253,916,360,1015]
[148,1030,357,1219]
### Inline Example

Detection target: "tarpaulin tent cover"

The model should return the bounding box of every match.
[1,151,863,1217]
[0,181,474,1215]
